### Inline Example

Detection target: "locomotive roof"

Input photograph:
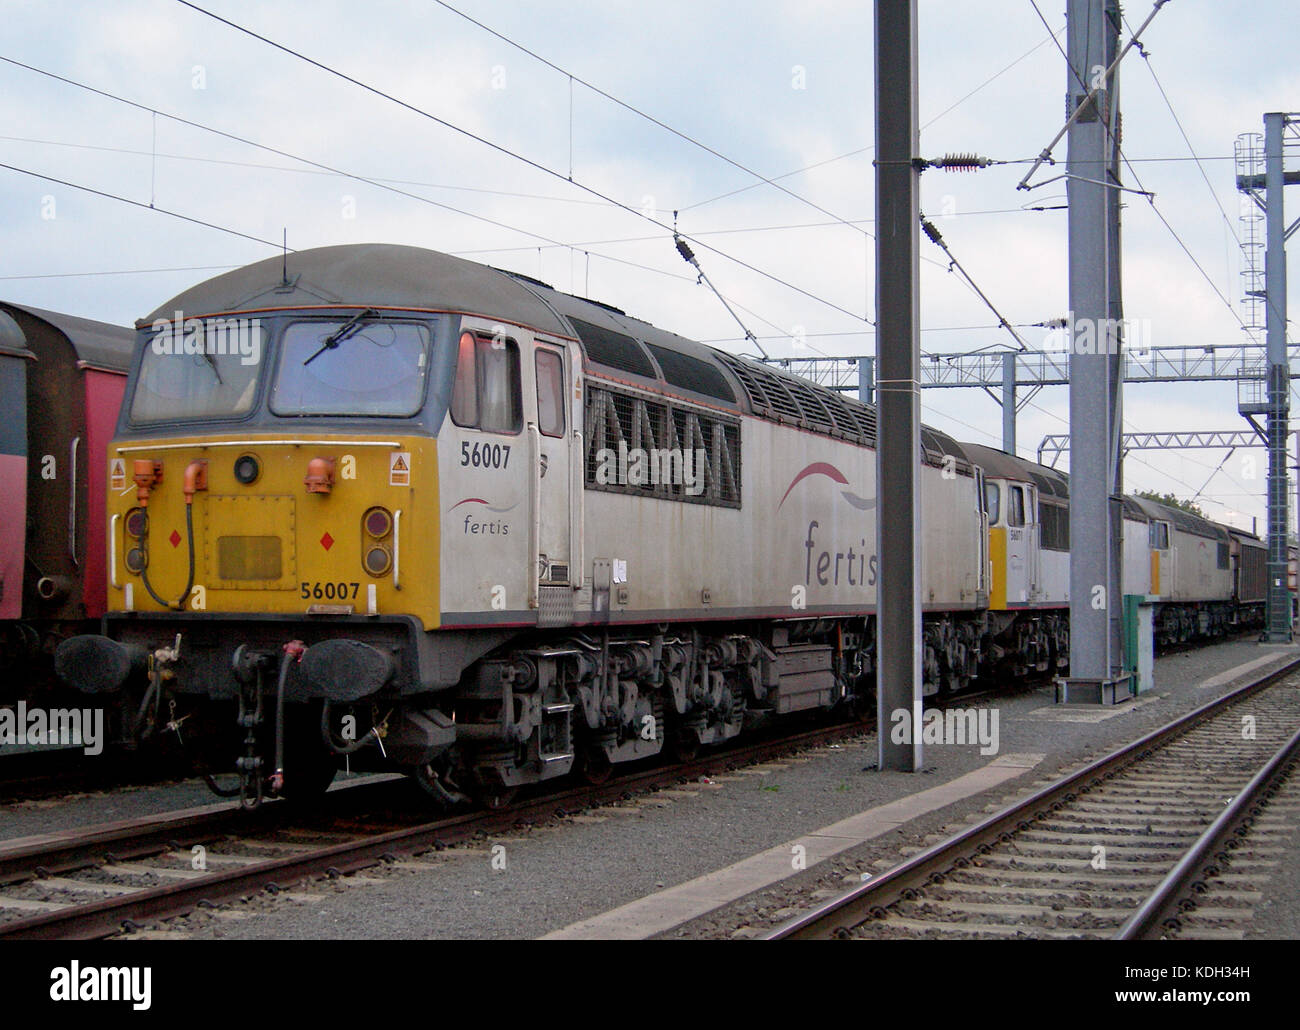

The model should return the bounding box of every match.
[0,308,30,358]
[1130,497,1229,541]
[141,243,983,461]
[0,302,134,371]
[960,442,1071,500]
[141,244,574,339]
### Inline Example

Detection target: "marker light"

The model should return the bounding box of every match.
[364,546,392,576]
[364,506,393,538]
[125,508,148,538]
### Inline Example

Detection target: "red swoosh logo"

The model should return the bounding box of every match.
[777,462,849,510]
[448,497,491,511]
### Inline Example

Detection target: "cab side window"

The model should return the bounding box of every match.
[985,483,1000,525]
[451,332,478,426]
[535,348,565,438]
[1150,521,1170,550]
[451,330,522,434]
[1008,486,1025,527]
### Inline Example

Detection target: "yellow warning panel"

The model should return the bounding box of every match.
[389,451,411,486]
[989,527,1007,610]
[1150,550,1160,595]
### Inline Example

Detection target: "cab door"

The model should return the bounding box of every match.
[974,465,990,599]
[1149,519,1170,597]
[442,320,531,622]
[1003,481,1040,604]
[528,335,581,625]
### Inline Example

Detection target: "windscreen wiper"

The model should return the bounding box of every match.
[303,308,379,366]
[200,348,223,384]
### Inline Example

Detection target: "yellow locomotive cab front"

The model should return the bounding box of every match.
[107,433,438,629]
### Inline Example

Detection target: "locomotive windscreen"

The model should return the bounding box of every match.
[131,318,266,423]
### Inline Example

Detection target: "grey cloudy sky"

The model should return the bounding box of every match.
[2,0,1297,530]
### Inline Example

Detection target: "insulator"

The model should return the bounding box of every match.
[932,153,992,171]
[674,235,696,263]
[920,219,944,246]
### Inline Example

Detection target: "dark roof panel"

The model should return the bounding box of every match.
[1130,497,1229,541]
[0,309,29,357]
[141,243,573,339]
[645,343,735,404]
[960,442,1070,499]
[567,317,657,378]
[0,303,133,371]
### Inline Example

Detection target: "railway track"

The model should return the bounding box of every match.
[0,719,872,940]
[767,658,1300,940]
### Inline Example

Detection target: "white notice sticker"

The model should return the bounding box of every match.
[389,451,411,486]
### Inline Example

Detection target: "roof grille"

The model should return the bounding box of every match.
[714,352,878,446]
[568,317,656,378]
[644,343,735,403]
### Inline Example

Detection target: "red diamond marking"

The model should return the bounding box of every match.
[169,529,182,548]
[320,532,334,551]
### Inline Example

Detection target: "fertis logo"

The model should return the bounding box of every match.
[778,462,874,512]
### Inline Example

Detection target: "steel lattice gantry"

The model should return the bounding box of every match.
[1237,112,1300,641]
[765,343,1300,395]
[1036,429,1298,464]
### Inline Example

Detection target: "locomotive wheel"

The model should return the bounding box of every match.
[577,747,613,785]
[667,727,700,763]
[476,785,518,810]
[411,762,470,807]
[277,703,339,802]
[277,751,338,801]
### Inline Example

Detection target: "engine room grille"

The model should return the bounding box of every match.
[584,384,741,508]
[1039,500,1070,552]
[714,351,889,453]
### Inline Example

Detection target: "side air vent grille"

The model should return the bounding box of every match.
[644,343,735,403]
[568,317,656,379]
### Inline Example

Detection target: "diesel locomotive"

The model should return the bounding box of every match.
[51,243,1268,805]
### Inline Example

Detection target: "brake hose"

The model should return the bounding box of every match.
[140,504,196,611]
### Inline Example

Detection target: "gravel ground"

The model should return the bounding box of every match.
[4,637,1297,940]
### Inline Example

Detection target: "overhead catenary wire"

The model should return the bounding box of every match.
[0,56,610,258]
[1122,22,1241,250]
[0,9,1262,517]
[919,216,1032,353]
[682,24,1069,213]
[0,55,805,337]
[1022,0,1258,339]
[430,0,872,243]
[0,264,239,281]
[0,160,289,251]
[0,132,620,208]
[171,0,876,328]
